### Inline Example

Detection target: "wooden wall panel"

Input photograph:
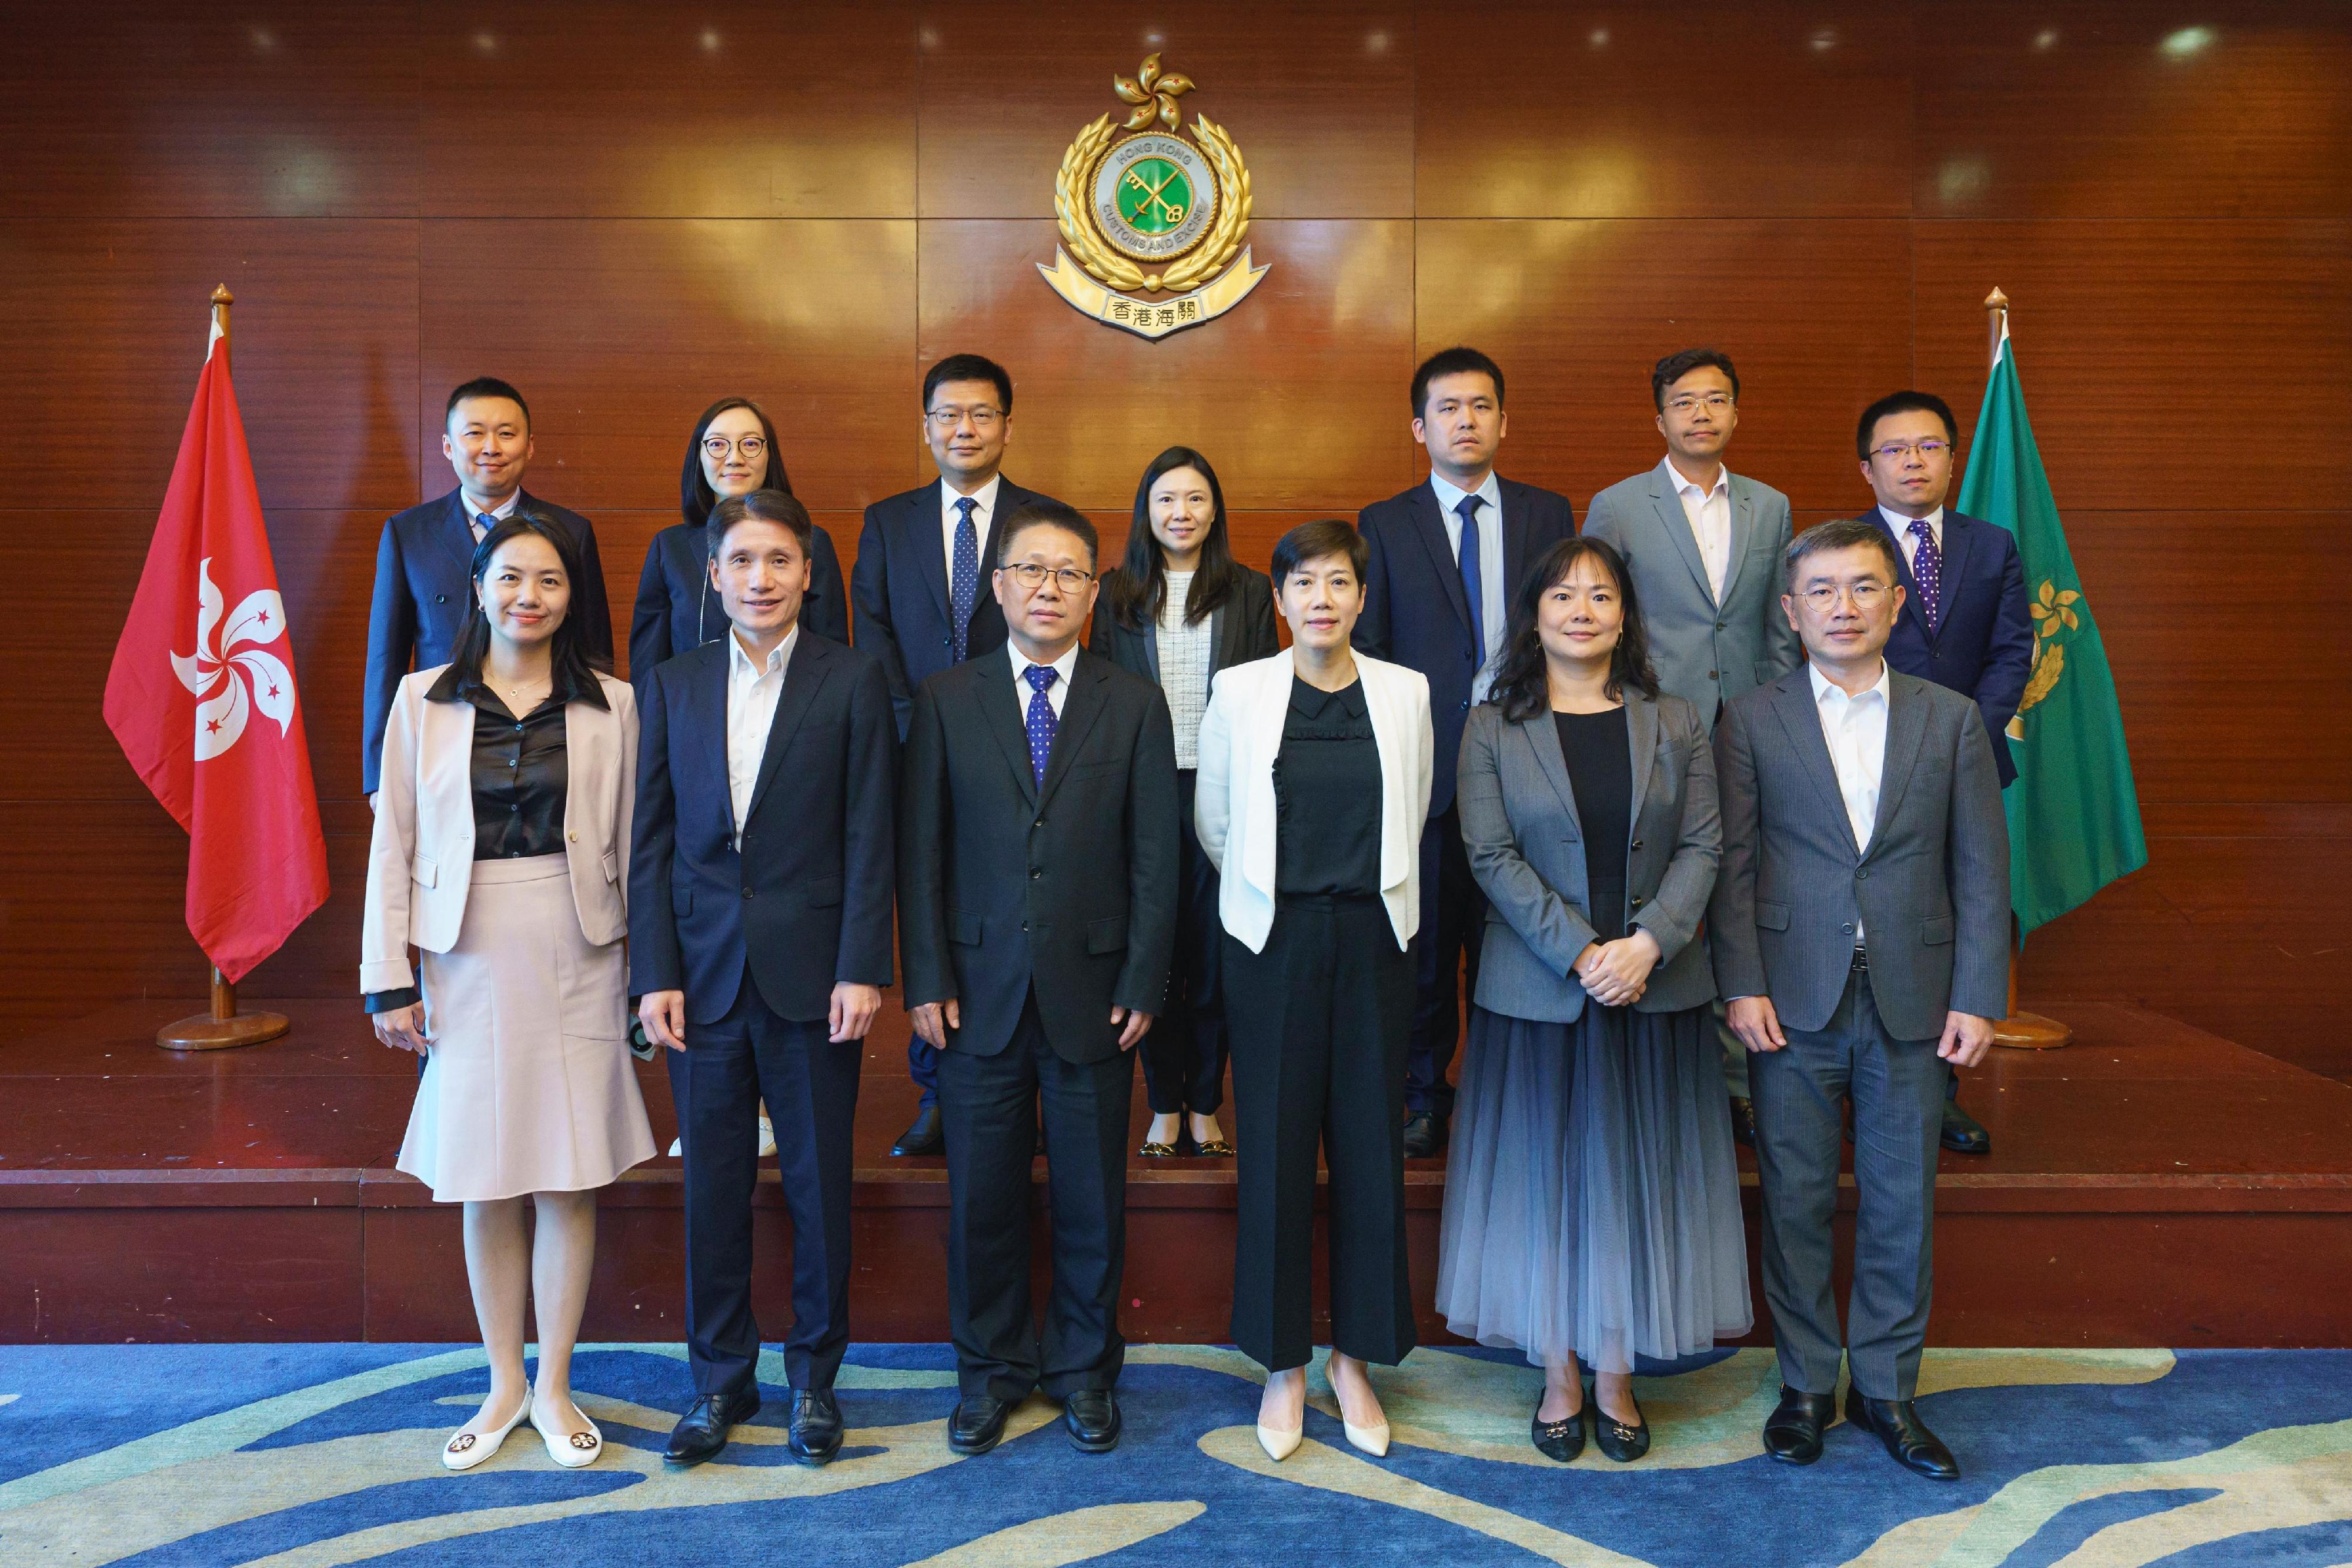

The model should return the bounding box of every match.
[1414,1,1916,218]
[914,1,1416,218]
[417,2,918,218]
[1413,220,1915,511]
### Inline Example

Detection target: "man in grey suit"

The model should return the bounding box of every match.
[1584,349,1800,1146]
[1710,519,2008,1482]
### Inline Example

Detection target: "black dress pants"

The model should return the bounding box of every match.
[1141,768,1228,1116]
[667,972,862,1396]
[938,988,1135,1403]
[1405,805,1484,1118]
[1225,895,1416,1372]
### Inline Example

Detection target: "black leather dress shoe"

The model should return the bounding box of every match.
[948,1393,1012,1455]
[787,1389,843,1465]
[893,1105,944,1157]
[664,1388,761,1468]
[1592,1393,1650,1463]
[1402,1111,1446,1159]
[1940,1096,1992,1154]
[1729,1096,1758,1148]
[1845,1390,1959,1480]
[1761,1386,1836,1465]
[1063,1389,1121,1453]
[1530,1402,1586,1463]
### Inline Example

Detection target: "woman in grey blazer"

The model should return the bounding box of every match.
[1435,537,1749,1465]
[1091,447,1279,1159]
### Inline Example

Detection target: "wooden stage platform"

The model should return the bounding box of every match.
[4,998,2348,1348]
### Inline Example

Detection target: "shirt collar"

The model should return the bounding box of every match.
[1808,657,1891,708]
[463,489,522,524]
[729,623,799,680]
[944,473,1004,520]
[1428,469,1502,520]
[1661,454,1730,499]
[1880,503,1945,536]
[1007,638,1081,689]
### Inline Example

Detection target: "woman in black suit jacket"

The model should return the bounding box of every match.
[1090,447,1278,1159]
[629,397,848,680]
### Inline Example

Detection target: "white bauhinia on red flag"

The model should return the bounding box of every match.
[103,300,329,981]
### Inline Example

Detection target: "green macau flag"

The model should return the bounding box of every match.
[1957,326,2148,934]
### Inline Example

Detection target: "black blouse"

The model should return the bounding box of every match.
[1555,706,1632,942]
[1273,676,1384,898]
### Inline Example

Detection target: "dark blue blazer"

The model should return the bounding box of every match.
[1355,477,1578,815]
[628,631,897,1025]
[1867,507,2034,787]
[627,518,850,686]
[361,488,612,794]
[850,477,1066,737]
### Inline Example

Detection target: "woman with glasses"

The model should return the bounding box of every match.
[1090,447,1278,1160]
[630,397,848,681]
[1434,536,1746,1465]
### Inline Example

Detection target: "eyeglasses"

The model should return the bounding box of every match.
[1798,583,1891,611]
[928,406,1005,430]
[1001,563,1094,593]
[1869,439,1951,463]
[1665,393,1735,414]
[703,434,767,459]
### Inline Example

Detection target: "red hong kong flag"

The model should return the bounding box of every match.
[103,295,329,981]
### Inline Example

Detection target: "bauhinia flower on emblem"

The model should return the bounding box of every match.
[169,556,295,761]
[1113,53,1194,131]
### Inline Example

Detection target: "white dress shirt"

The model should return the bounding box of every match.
[940,473,1004,567]
[1155,569,1212,769]
[726,625,799,844]
[1428,470,1506,698]
[1880,504,1945,574]
[1663,456,1733,603]
[1809,657,1891,941]
[465,488,521,543]
[1007,639,1080,724]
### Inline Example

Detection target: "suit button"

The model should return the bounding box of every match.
[1030,867,1043,879]
[568,831,577,842]
[435,594,447,604]
[1842,921,1855,934]
[1021,921,1030,931]
[1630,839,1643,851]
[1631,895,1645,908]
[743,888,755,900]
[1707,670,1718,679]
[1857,870,1869,881]
[1033,818,1046,830]
[1459,699,1471,711]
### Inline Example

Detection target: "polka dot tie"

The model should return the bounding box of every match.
[949,497,980,664]
[1907,518,1943,634]
[1023,663,1058,786]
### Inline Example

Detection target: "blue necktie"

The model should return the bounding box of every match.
[949,498,980,663]
[1023,664,1058,785]
[1907,518,1943,634]
[474,511,495,541]
[1455,493,1486,666]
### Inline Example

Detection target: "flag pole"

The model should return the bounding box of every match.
[157,285,293,1053]
[1984,286,2073,1051]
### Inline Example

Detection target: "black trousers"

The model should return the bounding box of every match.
[938,988,1135,1402]
[1141,768,1227,1116]
[666,974,861,1396]
[1405,805,1484,1117]
[1225,895,1416,1372]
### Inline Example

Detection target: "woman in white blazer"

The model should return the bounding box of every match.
[362,515,656,1472]
[1195,519,1433,1463]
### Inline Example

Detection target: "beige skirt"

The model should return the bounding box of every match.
[398,853,656,1203]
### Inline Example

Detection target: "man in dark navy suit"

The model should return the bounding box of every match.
[852,353,1069,1155]
[632,490,897,1470]
[1854,389,2034,1156]
[362,377,612,800]
[1355,347,1578,1157]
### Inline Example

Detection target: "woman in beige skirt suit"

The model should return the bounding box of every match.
[363,514,656,1471]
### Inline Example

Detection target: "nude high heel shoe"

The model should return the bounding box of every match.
[1257,1418,1304,1461]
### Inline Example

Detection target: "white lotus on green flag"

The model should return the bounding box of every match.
[1957,324,2149,934]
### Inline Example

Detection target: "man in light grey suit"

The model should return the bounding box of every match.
[1584,349,1800,1142]
[1710,519,2007,1482]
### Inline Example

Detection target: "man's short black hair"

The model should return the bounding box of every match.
[445,377,530,430]
[1270,519,1369,584]
[1785,517,1903,591]
[923,354,1014,416]
[1856,390,1958,459]
[1652,348,1740,411]
[995,499,1097,571]
[706,489,813,563]
[1410,347,1505,420]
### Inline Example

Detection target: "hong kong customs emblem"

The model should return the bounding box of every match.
[1038,54,1269,340]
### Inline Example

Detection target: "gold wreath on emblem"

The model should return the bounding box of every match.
[1054,54,1254,296]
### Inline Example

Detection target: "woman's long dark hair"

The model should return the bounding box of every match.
[1487,536,1659,722]
[443,514,609,706]
[1107,446,1243,631]
[679,397,794,528]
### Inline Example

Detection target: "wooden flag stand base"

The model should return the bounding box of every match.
[1992,915,2072,1050]
[157,968,289,1052]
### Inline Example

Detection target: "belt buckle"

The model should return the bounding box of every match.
[1851,945,1870,972]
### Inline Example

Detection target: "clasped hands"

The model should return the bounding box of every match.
[908,999,1154,1052]
[1572,928,1660,1008]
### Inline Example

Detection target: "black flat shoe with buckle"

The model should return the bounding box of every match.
[1530,1402,1586,1463]
[1592,1394,1650,1463]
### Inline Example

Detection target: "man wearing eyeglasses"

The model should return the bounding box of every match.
[853,354,1072,1154]
[1585,348,1802,1149]
[897,502,1179,1458]
[1853,391,2033,1157]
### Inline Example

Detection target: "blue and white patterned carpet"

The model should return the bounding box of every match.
[4,1342,2350,1564]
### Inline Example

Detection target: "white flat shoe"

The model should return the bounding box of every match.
[535,1404,603,1469]
[1257,1421,1302,1462]
[443,1392,532,1471]
[1343,1419,1391,1457]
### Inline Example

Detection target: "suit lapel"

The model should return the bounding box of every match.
[1036,655,1111,811]
[1624,693,1657,833]
[437,492,477,580]
[975,654,1040,809]
[1718,477,1756,607]
[1408,483,1476,636]
[1498,480,1534,610]
[1772,673,1860,857]
[745,636,831,823]
[910,482,952,625]
[1867,674,1930,855]
[1650,468,1716,606]
[1929,513,1977,644]
[1874,509,1937,650]
[687,641,734,831]
[1204,601,1227,679]
[1519,711,1582,834]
